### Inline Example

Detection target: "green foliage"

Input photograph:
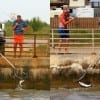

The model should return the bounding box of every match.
[4,17,50,37]
[5,20,13,37]
[28,17,49,32]
[50,0,56,2]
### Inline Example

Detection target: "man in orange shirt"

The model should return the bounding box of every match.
[12,15,28,57]
[58,7,74,53]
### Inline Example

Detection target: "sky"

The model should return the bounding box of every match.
[0,0,50,23]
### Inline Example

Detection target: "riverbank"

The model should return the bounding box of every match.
[0,57,50,89]
[50,54,100,89]
[0,57,49,68]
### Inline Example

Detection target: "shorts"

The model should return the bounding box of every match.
[58,27,69,38]
[13,34,24,44]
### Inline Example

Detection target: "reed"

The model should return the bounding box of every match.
[0,68,12,79]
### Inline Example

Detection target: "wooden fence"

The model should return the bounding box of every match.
[50,17,100,29]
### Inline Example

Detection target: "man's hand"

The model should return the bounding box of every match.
[15,23,19,26]
[21,28,25,31]
[70,17,74,21]
[69,17,74,23]
[65,17,74,25]
[12,23,19,30]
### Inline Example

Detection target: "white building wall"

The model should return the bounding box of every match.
[69,0,85,7]
[75,6,94,18]
[50,8,63,18]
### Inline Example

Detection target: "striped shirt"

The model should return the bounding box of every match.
[12,20,28,34]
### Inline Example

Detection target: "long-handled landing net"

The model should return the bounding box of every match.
[0,53,25,88]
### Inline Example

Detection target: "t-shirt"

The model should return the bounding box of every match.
[12,20,28,34]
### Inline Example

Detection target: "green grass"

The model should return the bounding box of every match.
[5,44,49,57]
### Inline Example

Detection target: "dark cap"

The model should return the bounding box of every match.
[17,15,21,17]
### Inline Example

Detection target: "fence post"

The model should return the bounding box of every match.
[51,29,54,48]
[47,35,50,57]
[92,29,95,52]
[33,34,37,58]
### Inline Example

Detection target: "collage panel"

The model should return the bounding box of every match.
[50,0,100,100]
[0,0,100,100]
[0,0,50,100]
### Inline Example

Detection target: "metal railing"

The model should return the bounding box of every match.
[0,33,49,57]
[50,28,100,54]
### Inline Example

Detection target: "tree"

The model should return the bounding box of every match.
[29,17,44,32]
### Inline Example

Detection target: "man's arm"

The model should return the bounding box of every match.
[21,26,29,31]
[21,21,29,31]
[60,15,74,26]
[65,18,74,25]
[12,22,18,30]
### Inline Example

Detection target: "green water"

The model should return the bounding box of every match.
[0,89,50,100]
[51,88,100,100]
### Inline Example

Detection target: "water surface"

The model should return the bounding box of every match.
[50,88,100,100]
[0,89,50,100]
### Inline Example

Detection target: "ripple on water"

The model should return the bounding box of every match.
[0,90,50,100]
[50,89,100,100]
